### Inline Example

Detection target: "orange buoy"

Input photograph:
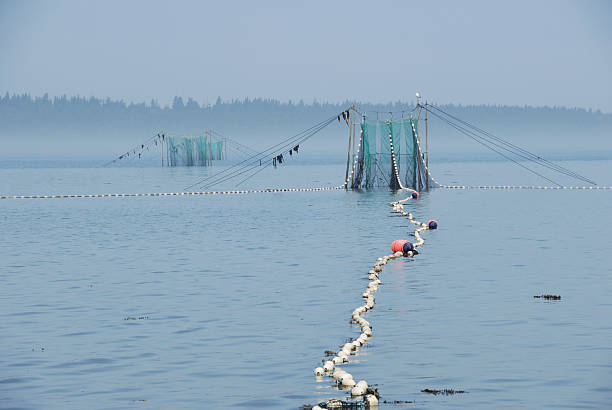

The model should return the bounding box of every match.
[391,240,408,253]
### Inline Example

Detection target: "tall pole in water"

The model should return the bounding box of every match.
[161,134,165,167]
[351,107,356,187]
[345,109,352,189]
[415,93,422,190]
[166,133,170,167]
[425,100,429,190]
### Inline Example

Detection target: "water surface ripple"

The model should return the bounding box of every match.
[1,160,611,409]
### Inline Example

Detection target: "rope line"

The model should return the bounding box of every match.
[102,134,161,167]
[184,113,344,190]
[427,104,595,185]
[342,110,362,189]
[0,186,347,200]
[409,119,443,188]
[310,119,438,409]
[198,117,336,190]
[427,110,564,187]
[312,191,433,409]
[208,130,258,156]
[199,117,334,190]
[426,105,595,186]
[440,185,612,190]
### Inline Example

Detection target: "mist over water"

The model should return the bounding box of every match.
[2,94,612,160]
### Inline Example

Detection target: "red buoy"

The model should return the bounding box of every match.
[391,240,409,253]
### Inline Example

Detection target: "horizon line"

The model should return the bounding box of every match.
[1,91,609,115]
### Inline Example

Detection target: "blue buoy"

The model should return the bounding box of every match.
[427,219,438,230]
[402,242,414,253]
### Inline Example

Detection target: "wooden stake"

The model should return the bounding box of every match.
[425,101,429,190]
[351,107,356,187]
[345,111,352,188]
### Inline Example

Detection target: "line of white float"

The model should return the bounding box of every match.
[0,186,346,200]
[312,193,432,409]
[440,185,611,190]
[309,132,433,410]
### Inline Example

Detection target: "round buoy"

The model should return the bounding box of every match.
[365,394,379,407]
[427,219,438,230]
[412,191,419,199]
[323,360,334,372]
[391,239,408,253]
[402,241,414,254]
[351,385,366,396]
[341,378,356,388]
[332,369,347,381]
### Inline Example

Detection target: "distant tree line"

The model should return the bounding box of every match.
[1,92,610,144]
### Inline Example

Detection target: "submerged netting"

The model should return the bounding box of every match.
[352,118,433,191]
[166,135,224,167]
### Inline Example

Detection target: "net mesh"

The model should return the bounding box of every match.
[166,135,224,167]
[352,118,433,191]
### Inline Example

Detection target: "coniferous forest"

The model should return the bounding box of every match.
[1,92,611,158]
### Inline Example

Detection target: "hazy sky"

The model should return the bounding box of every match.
[1,0,610,111]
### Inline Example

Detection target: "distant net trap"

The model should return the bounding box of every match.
[105,131,229,167]
[163,134,225,167]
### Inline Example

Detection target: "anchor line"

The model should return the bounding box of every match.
[427,104,595,185]
[184,112,346,191]
[310,126,437,409]
[311,189,434,408]
[196,117,335,190]
[102,134,161,167]
[440,185,612,190]
[235,161,273,187]
[427,110,563,187]
[426,105,595,186]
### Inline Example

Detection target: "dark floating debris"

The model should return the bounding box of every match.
[421,388,467,395]
[303,392,380,409]
[311,399,366,409]
[382,399,415,404]
[123,316,150,321]
[533,295,561,300]
[366,387,379,399]
[324,350,336,357]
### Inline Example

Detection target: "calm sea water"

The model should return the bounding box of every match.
[1,158,611,409]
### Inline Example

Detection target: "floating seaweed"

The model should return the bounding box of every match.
[421,389,466,395]
[382,399,415,404]
[324,350,337,357]
[533,295,561,300]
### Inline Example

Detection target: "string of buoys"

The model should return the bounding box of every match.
[440,185,612,190]
[0,185,347,200]
[311,191,437,409]
[310,136,438,410]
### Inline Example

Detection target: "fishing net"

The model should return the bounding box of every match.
[352,118,433,191]
[166,135,224,167]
